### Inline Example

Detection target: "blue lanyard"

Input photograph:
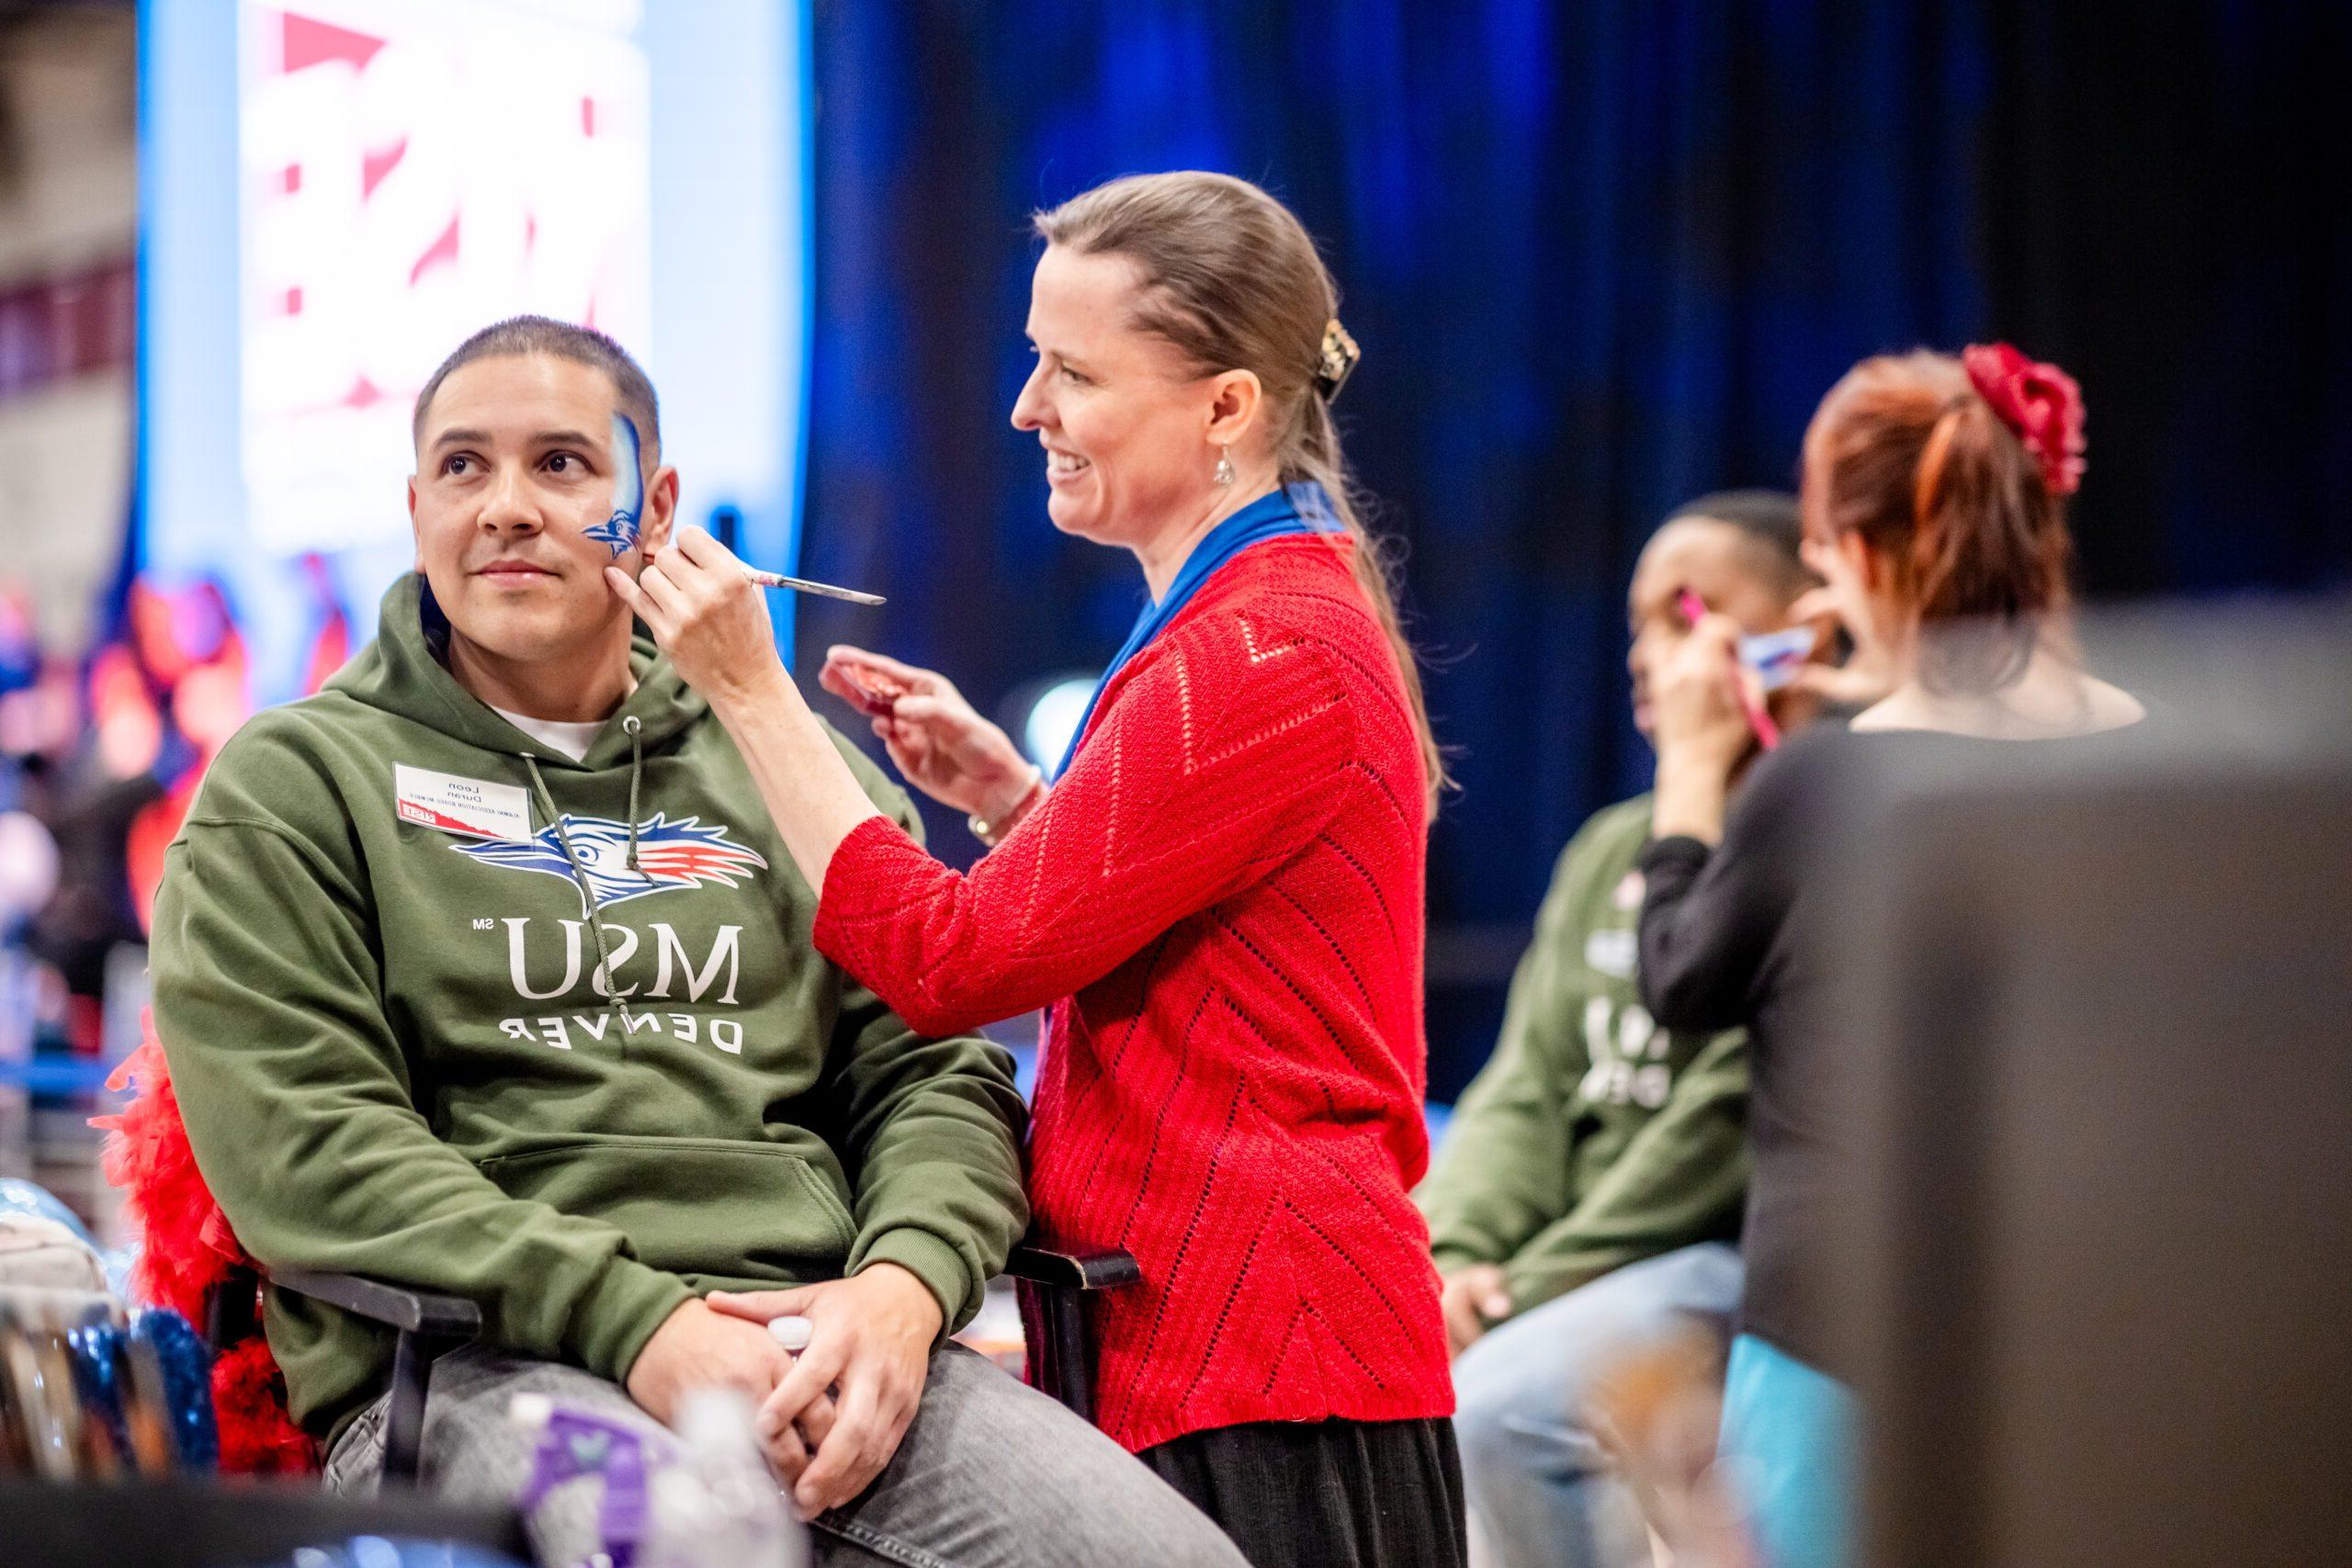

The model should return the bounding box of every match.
[1051,481,1345,781]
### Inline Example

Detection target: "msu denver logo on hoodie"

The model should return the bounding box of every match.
[457,813,767,916]
[454,815,769,1050]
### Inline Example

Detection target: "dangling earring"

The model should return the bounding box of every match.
[1214,446,1236,487]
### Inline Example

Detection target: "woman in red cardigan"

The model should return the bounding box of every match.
[613,171,1460,1568]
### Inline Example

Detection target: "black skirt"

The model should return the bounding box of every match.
[1137,1416,1467,1568]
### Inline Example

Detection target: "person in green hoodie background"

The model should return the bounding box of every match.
[149,316,1246,1568]
[1415,491,1823,1568]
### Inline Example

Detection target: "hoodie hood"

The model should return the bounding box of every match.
[329,572,706,769]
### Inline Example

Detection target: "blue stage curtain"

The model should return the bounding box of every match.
[800,0,2351,1097]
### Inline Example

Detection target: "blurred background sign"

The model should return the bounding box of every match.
[236,0,653,560]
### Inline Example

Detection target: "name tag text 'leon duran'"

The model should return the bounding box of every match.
[396,763,532,840]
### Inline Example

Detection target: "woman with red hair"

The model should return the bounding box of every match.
[1635,344,2142,1568]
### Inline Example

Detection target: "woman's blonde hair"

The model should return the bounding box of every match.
[1034,171,1446,812]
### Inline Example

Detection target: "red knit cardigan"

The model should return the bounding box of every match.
[816,536,1453,1453]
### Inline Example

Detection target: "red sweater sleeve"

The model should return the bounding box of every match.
[813,613,1361,1037]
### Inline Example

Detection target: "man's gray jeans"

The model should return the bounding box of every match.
[326,1341,1246,1568]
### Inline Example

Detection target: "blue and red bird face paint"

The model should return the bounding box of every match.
[584,412,645,558]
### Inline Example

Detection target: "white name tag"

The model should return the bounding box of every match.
[394,764,531,841]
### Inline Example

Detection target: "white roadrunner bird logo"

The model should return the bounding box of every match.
[457,813,767,914]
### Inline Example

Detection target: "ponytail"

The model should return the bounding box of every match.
[1292,394,1446,809]
[1809,349,2081,693]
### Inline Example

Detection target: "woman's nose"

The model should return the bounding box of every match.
[1011,363,1049,431]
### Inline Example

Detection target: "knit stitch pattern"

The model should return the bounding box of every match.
[817,536,1453,1452]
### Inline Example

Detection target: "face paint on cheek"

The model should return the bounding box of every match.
[583,413,646,559]
[1738,626,1818,692]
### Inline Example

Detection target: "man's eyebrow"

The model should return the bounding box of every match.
[428,428,603,451]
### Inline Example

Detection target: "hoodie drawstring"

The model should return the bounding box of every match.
[623,716,643,872]
[522,743,646,1020]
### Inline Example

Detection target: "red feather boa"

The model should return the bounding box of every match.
[209,1337,318,1474]
[92,1021,319,1472]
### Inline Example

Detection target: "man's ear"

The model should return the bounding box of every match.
[407,475,424,570]
[637,465,682,558]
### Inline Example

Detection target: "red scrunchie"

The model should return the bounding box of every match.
[1962,342,2086,496]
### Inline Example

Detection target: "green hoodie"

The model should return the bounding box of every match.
[1416,795,1747,1318]
[151,575,1027,1440]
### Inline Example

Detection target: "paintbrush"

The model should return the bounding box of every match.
[741,569,886,606]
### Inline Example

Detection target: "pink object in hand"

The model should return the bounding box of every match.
[1678,590,1781,751]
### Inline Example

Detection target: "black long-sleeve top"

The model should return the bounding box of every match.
[1636,726,1856,1371]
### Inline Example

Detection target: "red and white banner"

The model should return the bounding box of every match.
[239,0,650,555]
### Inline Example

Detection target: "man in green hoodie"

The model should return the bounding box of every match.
[150,317,1245,1568]
[1416,492,1822,1568]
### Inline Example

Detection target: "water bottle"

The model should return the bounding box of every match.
[645,1387,808,1568]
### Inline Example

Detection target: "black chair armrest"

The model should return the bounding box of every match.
[1001,1244,1139,1425]
[1001,1244,1141,1292]
[266,1269,481,1485]
[269,1269,482,1339]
